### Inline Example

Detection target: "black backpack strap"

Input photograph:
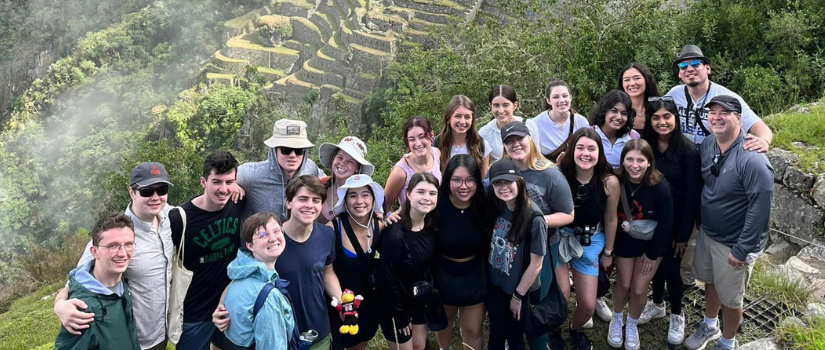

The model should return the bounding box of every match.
[340,216,367,257]
[169,207,184,247]
[684,84,712,136]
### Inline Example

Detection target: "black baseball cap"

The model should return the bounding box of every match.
[705,95,742,114]
[488,159,522,183]
[500,121,530,143]
[129,162,173,188]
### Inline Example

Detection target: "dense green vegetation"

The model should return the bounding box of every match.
[364,0,825,181]
[775,315,825,350]
[764,97,825,173]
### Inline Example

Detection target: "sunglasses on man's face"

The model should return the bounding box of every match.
[137,184,169,197]
[678,59,703,71]
[278,147,306,156]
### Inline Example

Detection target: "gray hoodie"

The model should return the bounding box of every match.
[237,148,323,222]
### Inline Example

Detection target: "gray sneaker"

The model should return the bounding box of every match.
[684,322,722,350]
[709,338,738,350]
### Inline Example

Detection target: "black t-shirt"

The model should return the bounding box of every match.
[170,199,245,322]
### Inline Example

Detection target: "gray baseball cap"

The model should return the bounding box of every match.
[129,162,173,187]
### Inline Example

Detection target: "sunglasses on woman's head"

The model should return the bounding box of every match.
[647,96,674,103]
[678,59,703,71]
[278,147,306,156]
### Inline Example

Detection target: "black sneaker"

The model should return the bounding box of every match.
[569,328,593,350]
[548,328,565,350]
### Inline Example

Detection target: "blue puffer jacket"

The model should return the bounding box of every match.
[224,249,296,349]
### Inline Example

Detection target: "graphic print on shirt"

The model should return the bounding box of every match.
[489,216,516,275]
[677,107,709,142]
[618,198,644,222]
[193,217,240,263]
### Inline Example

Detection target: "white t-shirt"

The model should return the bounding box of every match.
[450,139,492,158]
[665,81,761,145]
[526,111,590,154]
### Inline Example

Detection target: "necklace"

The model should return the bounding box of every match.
[407,152,432,173]
[628,182,643,197]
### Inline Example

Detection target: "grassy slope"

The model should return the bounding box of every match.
[764,97,825,174]
[0,283,62,350]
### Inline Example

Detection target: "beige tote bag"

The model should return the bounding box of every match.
[167,207,192,345]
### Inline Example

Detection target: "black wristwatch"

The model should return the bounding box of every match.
[513,290,525,301]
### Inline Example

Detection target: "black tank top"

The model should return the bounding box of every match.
[568,176,606,229]
[332,214,380,297]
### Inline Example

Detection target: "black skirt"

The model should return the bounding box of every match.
[433,255,488,306]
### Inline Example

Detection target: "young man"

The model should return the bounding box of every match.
[171,151,245,350]
[213,175,342,350]
[54,213,140,350]
[55,162,174,350]
[237,119,324,222]
[665,44,773,152]
[684,96,773,350]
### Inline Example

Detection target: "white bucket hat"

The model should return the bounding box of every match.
[264,119,314,149]
[332,174,385,215]
[318,136,374,176]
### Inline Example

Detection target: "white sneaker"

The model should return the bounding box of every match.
[637,301,666,325]
[624,321,639,350]
[583,317,594,329]
[607,315,624,348]
[595,297,612,322]
[668,313,686,345]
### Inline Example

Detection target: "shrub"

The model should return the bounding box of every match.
[775,315,825,350]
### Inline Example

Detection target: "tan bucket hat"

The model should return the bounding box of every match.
[264,119,314,149]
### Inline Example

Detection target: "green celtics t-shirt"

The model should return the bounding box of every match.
[171,199,244,322]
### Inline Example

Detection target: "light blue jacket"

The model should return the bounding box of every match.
[225,249,295,349]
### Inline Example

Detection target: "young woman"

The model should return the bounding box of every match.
[607,140,673,350]
[326,175,386,350]
[376,172,442,350]
[318,136,375,224]
[433,155,487,350]
[434,95,491,178]
[590,90,641,169]
[479,85,524,162]
[526,80,589,157]
[485,159,548,350]
[637,97,702,345]
[384,117,442,212]
[500,121,575,348]
[618,63,661,133]
[224,212,296,349]
[554,128,620,350]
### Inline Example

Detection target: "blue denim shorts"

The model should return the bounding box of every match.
[552,229,605,276]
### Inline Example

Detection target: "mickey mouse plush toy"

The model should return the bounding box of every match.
[331,289,363,335]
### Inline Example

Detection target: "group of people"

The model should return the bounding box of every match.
[53,43,774,350]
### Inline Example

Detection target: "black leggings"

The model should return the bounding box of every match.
[651,244,684,315]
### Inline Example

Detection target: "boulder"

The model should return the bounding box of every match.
[771,185,824,246]
[766,148,797,182]
[813,174,825,207]
[797,238,825,260]
[786,256,819,274]
[739,338,782,350]
[783,166,816,193]
[806,302,825,318]
[764,238,800,264]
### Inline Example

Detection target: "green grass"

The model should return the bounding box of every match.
[749,259,816,309]
[764,97,825,173]
[775,315,825,350]
[0,283,63,350]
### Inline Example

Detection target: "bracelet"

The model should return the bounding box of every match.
[602,249,613,257]
[513,290,525,301]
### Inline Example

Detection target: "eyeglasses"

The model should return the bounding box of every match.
[256,228,284,240]
[136,184,169,197]
[678,59,703,71]
[647,96,674,103]
[278,147,306,156]
[450,177,477,188]
[573,184,587,208]
[96,242,135,253]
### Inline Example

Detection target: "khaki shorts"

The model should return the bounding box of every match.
[691,229,753,309]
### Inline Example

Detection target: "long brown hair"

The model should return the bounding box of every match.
[400,172,440,232]
[617,139,662,186]
[557,128,614,184]
[486,176,535,244]
[437,95,483,172]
